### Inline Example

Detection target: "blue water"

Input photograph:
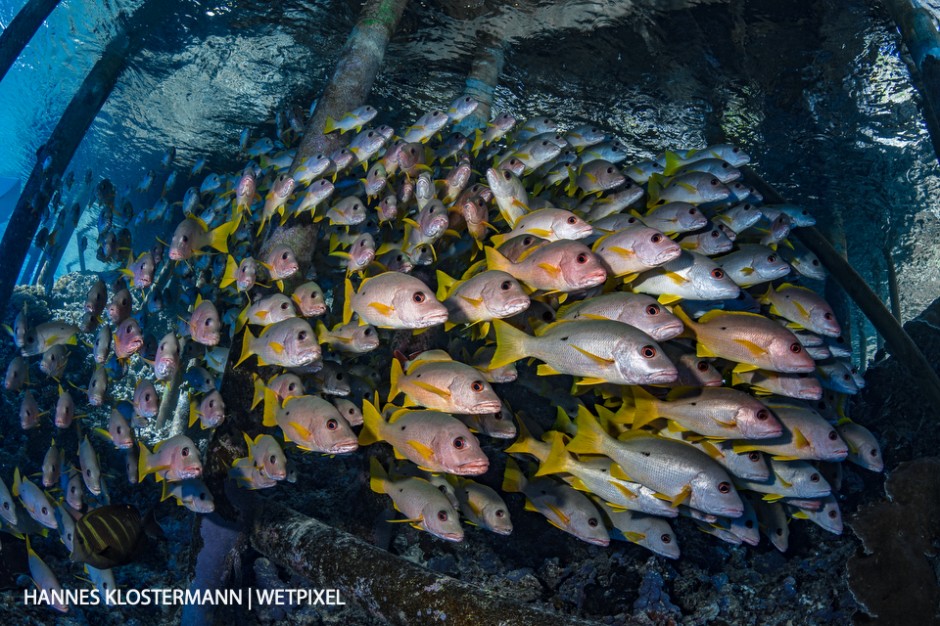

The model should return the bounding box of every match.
[1,0,937,357]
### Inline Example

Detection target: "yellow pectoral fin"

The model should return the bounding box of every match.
[608,464,631,482]
[658,294,683,306]
[669,485,692,508]
[526,228,553,238]
[368,302,395,316]
[386,516,424,524]
[546,502,571,527]
[762,493,785,502]
[458,294,484,308]
[792,427,810,449]
[793,300,810,319]
[288,421,314,443]
[410,380,453,400]
[611,481,638,500]
[406,439,436,462]
[570,344,615,367]
[623,531,647,544]
[269,342,285,355]
[537,263,561,276]
[732,362,760,374]
[608,245,635,258]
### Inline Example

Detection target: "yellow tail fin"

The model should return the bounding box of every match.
[342,278,354,326]
[358,399,384,447]
[250,375,265,410]
[207,219,237,254]
[483,246,512,274]
[435,269,457,302]
[262,387,278,428]
[630,387,661,430]
[534,431,572,477]
[566,405,607,456]
[388,358,404,403]
[324,116,338,134]
[662,150,682,176]
[137,442,152,481]
[501,457,527,493]
[489,320,530,370]
[369,457,388,494]
[188,401,199,428]
[235,327,256,367]
[220,255,238,290]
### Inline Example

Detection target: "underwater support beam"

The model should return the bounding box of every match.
[882,0,940,164]
[454,36,506,134]
[0,0,62,84]
[291,0,410,165]
[0,3,160,317]
[742,166,940,407]
[249,498,607,626]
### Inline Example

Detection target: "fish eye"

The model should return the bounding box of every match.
[711,230,720,238]
[495,509,505,518]
[182,236,189,243]
[768,255,777,262]
[689,208,698,215]
[809,473,820,482]
[756,409,769,421]
[204,318,211,326]
[824,312,833,320]
[181,447,190,457]
[711,268,725,279]
[697,360,710,372]
[748,451,761,462]
[327,419,338,430]
[364,327,374,336]
[269,454,277,464]
[453,436,466,449]
[576,253,588,264]
[646,305,660,316]
[870,449,878,457]
[471,381,485,392]
[281,252,289,260]
[542,311,554,322]
[86,469,92,476]
[503,171,511,180]
[567,216,578,224]
[828,430,838,440]
[280,302,287,310]
[413,292,426,303]
[1,502,7,510]
[298,331,307,341]
[500,281,512,290]
[661,533,672,544]
[651,233,663,243]
[585,517,599,528]
[718,481,731,494]
[789,343,803,353]
[641,345,657,359]
[437,510,448,522]
[812,259,820,266]
[523,236,533,245]
[41,506,48,515]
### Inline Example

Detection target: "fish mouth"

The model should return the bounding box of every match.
[578,270,608,289]
[418,309,451,328]
[496,299,531,318]
[169,249,183,261]
[454,459,490,476]
[471,400,503,414]
[645,368,678,385]
[652,321,685,341]
[436,531,465,542]
[329,441,359,455]
[717,505,744,518]
[583,536,610,547]
[179,467,202,480]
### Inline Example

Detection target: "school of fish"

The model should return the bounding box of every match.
[2,95,886,610]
